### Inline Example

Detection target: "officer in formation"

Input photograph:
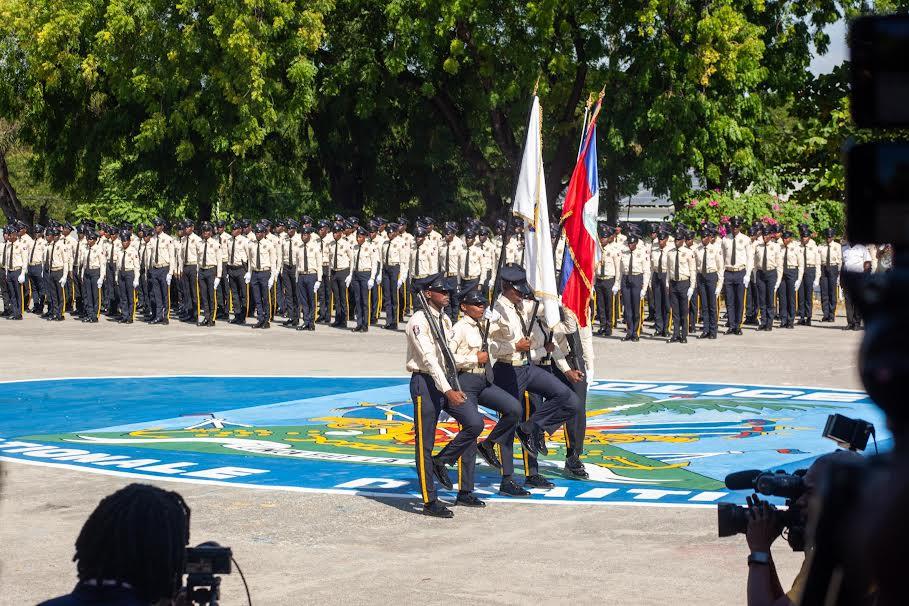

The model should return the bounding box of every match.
[1,215,885,336]
[584,218,885,341]
[406,266,586,518]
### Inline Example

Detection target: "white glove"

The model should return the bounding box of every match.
[483,308,502,322]
[686,287,694,300]
[396,278,404,288]
[59,275,67,287]
[813,283,821,294]
[813,278,820,290]
[214,277,220,290]
[743,272,751,284]
[716,283,723,299]
[267,275,275,289]
[166,273,173,286]
[611,285,620,296]
[314,281,321,293]
[132,277,139,288]
[838,286,843,301]
[794,279,802,292]
[774,281,782,293]
[639,288,646,299]
[367,278,375,289]
[243,272,251,285]
[17,271,25,284]
[344,274,352,288]
[96,278,103,289]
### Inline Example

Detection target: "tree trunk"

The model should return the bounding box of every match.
[0,149,32,225]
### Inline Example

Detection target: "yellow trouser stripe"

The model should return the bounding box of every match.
[132,291,137,322]
[521,391,531,472]
[415,396,429,503]
[636,300,644,336]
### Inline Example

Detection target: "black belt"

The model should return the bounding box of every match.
[227,264,244,269]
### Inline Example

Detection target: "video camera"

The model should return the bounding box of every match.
[717,414,876,552]
[184,542,233,606]
[717,469,808,551]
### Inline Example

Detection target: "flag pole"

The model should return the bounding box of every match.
[482,80,541,352]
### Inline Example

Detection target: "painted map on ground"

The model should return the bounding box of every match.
[0,376,890,506]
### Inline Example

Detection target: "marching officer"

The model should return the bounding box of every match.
[406,275,483,518]
[147,218,175,324]
[817,228,842,322]
[79,230,106,322]
[797,225,821,326]
[489,265,583,484]
[617,234,651,342]
[316,219,333,324]
[216,220,232,319]
[439,225,464,319]
[294,226,322,331]
[694,226,724,339]
[448,285,529,499]
[649,230,671,338]
[777,229,804,329]
[114,230,140,324]
[179,221,203,322]
[196,223,222,327]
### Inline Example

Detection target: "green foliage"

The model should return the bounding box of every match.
[673,189,845,234]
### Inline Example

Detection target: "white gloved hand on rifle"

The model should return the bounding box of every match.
[243,272,251,285]
[213,277,220,290]
[483,308,502,323]
[313,281,321,293]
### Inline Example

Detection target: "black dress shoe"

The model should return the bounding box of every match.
[632,335,640,342]
[708,334,717,339]
[679,337,687,343]
[351,327,361,333]
[261,321,270,329]
[296,325,306,331]
[498,478,532,497]
[621,335,634,342]
[724,328,736,335]
[252,321,264,329]
[756,325,767,331]
[455,492,486,508]
[668,336,679,343]
[735,328,743,335]
[697,333,710,339]
[534,428,549,456]
[564,459,589,479]
[431,457,453,490]
[514,424,539,456]
[422,500,454,518]
[525,474,555,489]
[307,325,316,331]
[197,321,207,327]
[477,440,502,469]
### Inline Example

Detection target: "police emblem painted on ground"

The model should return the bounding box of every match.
[0,376,890,506]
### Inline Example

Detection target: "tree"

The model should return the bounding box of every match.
[0,0,332,222]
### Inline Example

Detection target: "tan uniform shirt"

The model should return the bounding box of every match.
[181,233,204,266]
[449,315,489,374]
[196,238,222,278]
[801,239,821,271]
[694,242,725,283]
[79,242,108,282]
[44,239,71,274]
[818,241,842,267]
[596,242,621,279]
[405,307,454,393]
[26,236,47,267]
[650,244,671,274]
[753,240,783,272]
[438,240,464,276]
[460,242,489,280]
[115,244,141,276]
[149,233,176,272]
[723,233,753,272]
[5,238,27,271]
[351,241,379,275]
[326,237,354,271]
[294,240,323,274]
[246,237,277,272]
[225,234,249,266]
[409,240,438,278]
[505,237,524,265]
[488,295,570,370]
[617,246,652,289]
[666,245,697,282]
[380,238,407,268]
[218,232,233,263]
[780,241,804,283]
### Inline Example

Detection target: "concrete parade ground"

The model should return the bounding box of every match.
[0,310,867,605]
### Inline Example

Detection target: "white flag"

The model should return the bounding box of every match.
[512,96,560,329]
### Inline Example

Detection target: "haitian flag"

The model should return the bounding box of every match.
[559,97,602,327]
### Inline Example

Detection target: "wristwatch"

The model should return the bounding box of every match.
[748,551,771,566]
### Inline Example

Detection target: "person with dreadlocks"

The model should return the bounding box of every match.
[40,483,191,606]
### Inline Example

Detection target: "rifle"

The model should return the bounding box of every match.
[416,289,462,391]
